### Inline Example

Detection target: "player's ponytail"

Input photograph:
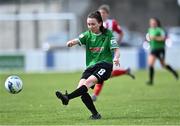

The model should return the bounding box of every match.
[88,11,107,34]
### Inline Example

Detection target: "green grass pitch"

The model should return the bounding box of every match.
[0,70,180,125]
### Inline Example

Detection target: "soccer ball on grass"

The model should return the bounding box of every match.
[5,75,23,94]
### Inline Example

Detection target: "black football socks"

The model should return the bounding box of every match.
[67,85,88,100]
[148,66,154,84]
[66,85,99,116]
[165,65,179,80]
[81,92,98,115]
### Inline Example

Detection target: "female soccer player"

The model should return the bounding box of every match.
[146,17,179,85]
[55,11,120,119]
[91,4,135,101]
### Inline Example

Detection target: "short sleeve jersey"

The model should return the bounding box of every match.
[78,29,119,68]
[148,27,165,50]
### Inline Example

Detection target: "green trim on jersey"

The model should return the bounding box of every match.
[78,29,119,68]
[148,27,165,50]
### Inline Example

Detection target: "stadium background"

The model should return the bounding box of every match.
[0,0,180,72]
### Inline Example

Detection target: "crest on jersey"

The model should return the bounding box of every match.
[110,37,118,46]
[79,34,84,39]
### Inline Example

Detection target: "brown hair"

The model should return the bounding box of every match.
[88,11,107,34]
[151,17,162,27]
[98,4,110,14]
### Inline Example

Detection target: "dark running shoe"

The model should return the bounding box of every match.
[89,113,101,120]
[126,68,135,79]
[146,80,153,85]
[174,72,179,80]
[55,90,69,105]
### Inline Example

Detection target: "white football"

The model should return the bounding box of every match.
[5,75,23,94]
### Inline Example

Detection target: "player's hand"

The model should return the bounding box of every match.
[113,57,119,66]
[67,41,73,47]
[149,36,156,41]
[146,33,151,42]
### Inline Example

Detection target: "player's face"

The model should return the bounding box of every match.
[149,18,157,28]
[99,9,109,21]
[87,18,102,34]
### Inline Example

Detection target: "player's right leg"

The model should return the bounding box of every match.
[55,66,96,106]
[55,76,96,106]
[146,54,156,85]
[55,90,69,105]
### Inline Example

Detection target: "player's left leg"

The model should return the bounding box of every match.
[165,65,179,80]
[111,68,135,79]
[160,59,179,80]
[159,49,179,80]
[81,93,101,119]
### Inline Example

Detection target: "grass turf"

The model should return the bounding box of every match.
[0,70,180,125]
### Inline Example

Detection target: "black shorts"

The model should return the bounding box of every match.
[81,61,113,84]
[151,48,165,60]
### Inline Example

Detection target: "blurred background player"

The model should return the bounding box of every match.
[146,17,179,85]
[55,11,120,119]
[91,4,135,101]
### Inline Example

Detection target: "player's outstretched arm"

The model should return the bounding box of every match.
[67,39,80,47]
[113,48,120,66]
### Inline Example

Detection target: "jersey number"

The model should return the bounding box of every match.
[98,69,106,76]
